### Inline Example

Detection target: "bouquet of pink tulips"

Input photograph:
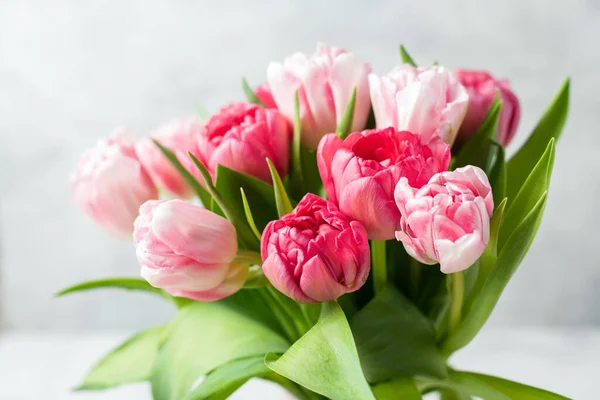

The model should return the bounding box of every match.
[62,43,570,400]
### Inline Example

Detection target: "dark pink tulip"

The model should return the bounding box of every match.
[317,128,450,240]
[261,194,370,303]
[455,69,521,147]
[197,102,291,182]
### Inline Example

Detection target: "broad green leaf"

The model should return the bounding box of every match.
[499,139,554,249]
[153,140,212,206]
[183,356,269,400]
[189,153,258,249]
[441,193,547,356]
[300,146,323,197]
[56,277,163,298]
[265,302,375,400]
[465,372,570,400]
[242,77,266,107]
[440,389,472,400]
[399,44,417,67]
[417,370,510,400]
[336,87,357,139]
[507,79,569,200]
[453,97,501,172]
[267,158,294,217]
[76,326,166,390]
[351,285,447,382]
[215,165,277,233]
[151,301,289,400]
[373,378,422,399]
[488,143,506,207]
[463,199,507,314]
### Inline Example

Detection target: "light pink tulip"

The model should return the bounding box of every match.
[135,117,203,198]
[267,43,372,149]
[317,128,450,240]
[254,83,278,109]
[455,69,521,147]
[197,102,291,182]
[134,199,247,301]
[369,65,468,145]
[261,194,370,303]
[395,166,494,274]
[71,130,158,239]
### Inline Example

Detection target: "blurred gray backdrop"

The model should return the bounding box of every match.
[1,0,598,330]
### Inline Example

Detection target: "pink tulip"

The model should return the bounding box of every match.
[134,199,247,301]
[369,65,468,145]
[317,128,450,240]
[197,101,291,182]
[267,43,372,149]
[255,83,278,108]
[261,194,370,303]
[71,130,158,239]
[395,166,494,274]
[455,69,521,147]
[135,117,203,198]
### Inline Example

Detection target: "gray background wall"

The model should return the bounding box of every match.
[0,0,598,330]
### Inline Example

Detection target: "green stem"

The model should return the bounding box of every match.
[371,240,387,295]
[409,257,421,299]
[235,250,262,265]
[258,289,299,342]
[267,286,309,337]
[448,271,465,333]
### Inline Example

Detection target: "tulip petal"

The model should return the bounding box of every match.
[435,232,486,274]
[317,134,344,203]
[300,255,347,303]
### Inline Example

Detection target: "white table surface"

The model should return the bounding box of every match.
[0,327,596,400]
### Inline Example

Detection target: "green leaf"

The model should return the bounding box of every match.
[418,370,510,400]
[499,139,554,249]
[152,140,212,207]
[183,356,270,400]
[464,199,507,312]
[336,87,357,139]
[151,301,289,400]
[506,79,569,200]
[76,325,167,390]
[465,372,570,400]
[240,188,262,240]
[56,277,163,298]
[267,158,294,217]
[373,378,422,399]
[214,165,278,233]
[453,97,501,172]
[265,302,375,400]
[441,193,548,356]
[488,143,507,207]
[351,284,447,382]
[189,153,258,249]
[242,77,266,107]
[399,44,417,67]
[289,91,306,196]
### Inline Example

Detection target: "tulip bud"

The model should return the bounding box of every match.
[394,166,494,274]
[135,117,203,198]
[455,69,521,147]
[261,194,370,303]
[317,128,450,240]
[197,102,291,182]
[134,200,247,301]
[267,43,372,149]
[369,65,468,145]
[71,130,158,239]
